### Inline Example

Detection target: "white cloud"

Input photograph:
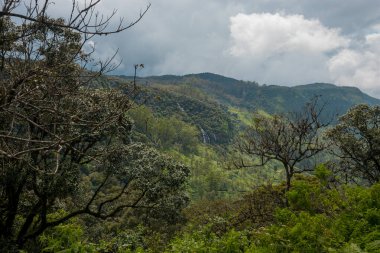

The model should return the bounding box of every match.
[221,12,349,86]
[42,0,380,98]
[227,12,380,98]
[328,32,380,97]
[229,13,349,58]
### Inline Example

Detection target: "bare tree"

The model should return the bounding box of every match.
[235,98,329,191]
[1,0,150,35]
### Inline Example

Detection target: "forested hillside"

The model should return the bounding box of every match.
[102,74,380,252]
[118,72,379,115]
[1,1,380,252]
[115,73,380,144]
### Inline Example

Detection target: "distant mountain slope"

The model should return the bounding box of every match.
[110,75,236,145]
[116,73,380,117]
[112,73,380,145]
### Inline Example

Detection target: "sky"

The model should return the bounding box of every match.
[55,0,380,98]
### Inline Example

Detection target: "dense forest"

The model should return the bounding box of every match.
[1,1,379,252]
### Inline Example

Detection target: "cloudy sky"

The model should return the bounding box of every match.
[56,0,380,97]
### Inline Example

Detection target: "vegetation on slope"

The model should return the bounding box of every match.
[1,0,380,251]
[118,72,380,117]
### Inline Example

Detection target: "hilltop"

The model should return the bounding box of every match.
[116,72,379,115]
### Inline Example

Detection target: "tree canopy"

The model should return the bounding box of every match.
[0,0,190,250]
[327,104,380,184]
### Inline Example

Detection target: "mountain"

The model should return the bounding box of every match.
[112,73,380,145]
[118,73,379,115]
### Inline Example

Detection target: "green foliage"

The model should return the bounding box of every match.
[153,116,199,152]
[327,104,380,184]
[286,180,317,212]
[182,184,285,239]
[121,81,236,145]
[168,225,250,253]
[252,180,380,253]
[315,164,333,185]
[173,145,268,201]
[169,175,380,253]
[39,221,151,253]
[187,155,232,200]
[253,211,339,252]
[128,106,199,153]
[39,222,95,253]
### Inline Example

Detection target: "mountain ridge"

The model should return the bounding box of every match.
[115,72,380,111]
[117,72,377,99]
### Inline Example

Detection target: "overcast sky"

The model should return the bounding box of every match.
[56,0,380,97]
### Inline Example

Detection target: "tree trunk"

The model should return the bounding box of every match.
[284,164,292,191]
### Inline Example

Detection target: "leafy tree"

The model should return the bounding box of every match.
[327,104,380,185]
[236,98,328,190]
[128,106,155,136]
[129,106,199,153]
[171,177,380,253]
[251,179,380,253]
[168,226,251,253]
[39,220,95,253]
[130,85,236,145]
[0,1,190,250]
